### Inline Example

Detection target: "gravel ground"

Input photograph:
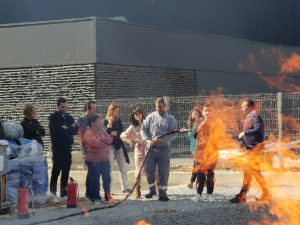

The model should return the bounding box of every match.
[1,171,299,225]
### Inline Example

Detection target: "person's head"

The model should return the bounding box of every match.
[88,114,102,129]
[106,102,120,120]
[187,109,202,129]
[57,97,68,114]
[241,100,255,116]
[84,101,97,116]
[191,109,202,120]
[23,104,37,120]
[130,107,144,127]
[155,98,166,115]
[202,105,211,120]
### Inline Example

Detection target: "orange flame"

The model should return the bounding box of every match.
[239,50,300,92]
[134,220,152,225]
[192,91,300,225]
[81,208,90,217]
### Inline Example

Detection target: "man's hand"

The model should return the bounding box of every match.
[148,139,157,148]
[238,132,245,139]
[111,131,118,137]
[62,125,68,129]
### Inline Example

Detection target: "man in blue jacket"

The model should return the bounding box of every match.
[230,100,271,204]
[49,97,79,199]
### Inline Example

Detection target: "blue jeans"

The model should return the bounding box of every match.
[85,161,111,201]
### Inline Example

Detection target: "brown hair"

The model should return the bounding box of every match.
[23,104,35,119]
[105,102,120,121]
[187,108,202,129]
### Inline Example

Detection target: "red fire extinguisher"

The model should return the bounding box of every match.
[67,177,78,208]
[17,187,29,219]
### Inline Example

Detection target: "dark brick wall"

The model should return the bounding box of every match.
[95,63,196,99]
[0,64,96,151]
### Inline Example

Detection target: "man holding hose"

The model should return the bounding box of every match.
[141,98,178,202]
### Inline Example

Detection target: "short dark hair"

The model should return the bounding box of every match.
[84,101,96,112]
[88,114,101,127]
[155,98,165,105]
[57,97,67,106]
[130,107,144,127]
[246,100,255,108]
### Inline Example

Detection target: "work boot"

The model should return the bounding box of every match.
[135,185,142,199]
[159,195,169,202]
[145,191,157,199]
[229,192,246,204]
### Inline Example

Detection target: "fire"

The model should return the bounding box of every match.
[134,220,152,225]
[81,208,90,217]
[239,50,300,92]
[192,90,300,225]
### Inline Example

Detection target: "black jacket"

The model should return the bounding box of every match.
[242,111,264,150]
[21,118,46,146]
[49,111,78,151]
[102,118,124,150]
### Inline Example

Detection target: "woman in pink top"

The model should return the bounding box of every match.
[83,114,113,205]
[121,107,159,198]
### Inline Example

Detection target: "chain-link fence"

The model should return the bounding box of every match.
[1,92,300,169]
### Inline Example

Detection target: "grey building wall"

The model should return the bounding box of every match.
[96,19,300,75]
[0,64,96,151]
[0,0,299,47]
[0,18,96,68]
[95,63,196,98]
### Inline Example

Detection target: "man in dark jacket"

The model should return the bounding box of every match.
[230,100,271,204]
[49,97,79,199]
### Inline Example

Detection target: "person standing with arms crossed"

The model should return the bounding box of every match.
[103,102,130,193]
[141,98,178,202]
[230,100,272,204]
[49,97,78,200]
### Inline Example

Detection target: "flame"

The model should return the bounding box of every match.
[239,50,300,92]
[134,220,152,225]
[192,91,300,225]
[81,208,90,217]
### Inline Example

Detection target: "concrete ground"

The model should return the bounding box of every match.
[0,169,300,225]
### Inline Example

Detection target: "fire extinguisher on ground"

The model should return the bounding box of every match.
[17,186,29,219]
[67,177,78,208]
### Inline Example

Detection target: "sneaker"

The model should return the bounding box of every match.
[207,194,215,202]
[229,193,246,204]
[191,194,203,202]
[94,200,101,206]
[145,191,157,199]
[187,182,194,189]
[60,196,67,202]
[50,193,60,203]
[122,189,131,194]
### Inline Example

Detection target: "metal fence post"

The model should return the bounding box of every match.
[277,92,284,168]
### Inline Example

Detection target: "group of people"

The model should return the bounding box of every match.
[18,97,271,206]
[186,100,272,203]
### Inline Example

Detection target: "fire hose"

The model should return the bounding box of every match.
[28,128,191,225]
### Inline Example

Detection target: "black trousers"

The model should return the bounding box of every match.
[50,149,72,196]
[196,169,215,195]
[190,160,197,182]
